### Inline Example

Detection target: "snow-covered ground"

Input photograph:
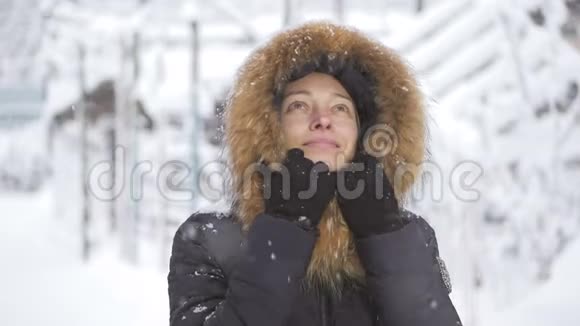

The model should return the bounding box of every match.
[1,185,579,325]
[0,187,168,326]
[483,235,580,326]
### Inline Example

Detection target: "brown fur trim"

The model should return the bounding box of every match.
[224,21,426,294]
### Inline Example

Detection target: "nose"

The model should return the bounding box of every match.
[309,109,332,131]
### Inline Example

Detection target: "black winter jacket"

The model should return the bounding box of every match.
[167,211,461,326]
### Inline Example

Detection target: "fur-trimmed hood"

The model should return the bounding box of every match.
[224,21,426,293]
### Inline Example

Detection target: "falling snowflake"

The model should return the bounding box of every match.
[193,305,208,313]
[429,299,438,310]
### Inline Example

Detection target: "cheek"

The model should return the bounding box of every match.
[336,120,359,158]
[281,115,308,148]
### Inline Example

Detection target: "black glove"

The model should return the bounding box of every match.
[336,152,406,238]
[263,148,336,230]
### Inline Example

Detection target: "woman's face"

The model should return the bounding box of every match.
[280,72,359,171]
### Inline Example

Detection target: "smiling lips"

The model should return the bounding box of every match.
[303,138,339,149]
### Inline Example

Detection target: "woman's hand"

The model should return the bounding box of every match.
[336,152,406,238]
[263,148,336,229]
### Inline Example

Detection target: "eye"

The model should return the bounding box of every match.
[287,101,308,111]
[333,104,350,113]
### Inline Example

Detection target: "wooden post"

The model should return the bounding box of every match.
[416,0,424,13]
[190,20,200,208]
[77,43,91,261]
[115,34,138,264]
[131,31,141,249]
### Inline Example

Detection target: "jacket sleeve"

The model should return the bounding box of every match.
[168,213,317,326]
[354,215,462,326]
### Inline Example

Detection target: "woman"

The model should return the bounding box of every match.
[168,22,462,326]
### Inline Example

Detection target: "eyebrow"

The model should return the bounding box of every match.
[283,90,353,102]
